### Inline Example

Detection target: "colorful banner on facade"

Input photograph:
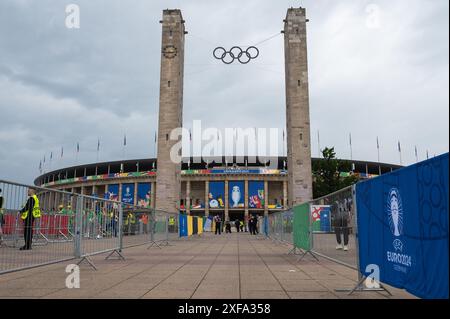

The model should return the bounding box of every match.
[356,153,449,299]
[229,181,245,208]
[208,181,225,209]
[137,183,151,208]
[121,183,135,205]
[310,205,331,232]
[105,184,119,201]
[248,181,265,209]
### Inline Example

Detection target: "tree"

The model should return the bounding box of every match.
[312,147,359,199]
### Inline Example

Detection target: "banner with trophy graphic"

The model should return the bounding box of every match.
[356,153,449,299]
[229,181,245,208]
[248,181,264,209]
[208,181,225,209]
[137,183,151,208]
[121,183,135,205]
[105,184,119,201]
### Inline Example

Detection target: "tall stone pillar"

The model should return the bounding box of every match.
[186,180,191,215]
[283,180,288,209]
[224,180,229,221]
[155,9,186,213]
[244,180,249,220]
[284,7,313,207]
[205,181,209,217]
[264,180,269,217]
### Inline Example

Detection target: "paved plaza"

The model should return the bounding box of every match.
[0,233,416,299]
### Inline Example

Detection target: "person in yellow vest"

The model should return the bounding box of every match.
[19,188,41,250]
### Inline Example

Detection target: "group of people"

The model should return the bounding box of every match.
[213,215,260,235]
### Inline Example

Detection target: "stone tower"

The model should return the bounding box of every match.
[284,7,313,207]
[155,9,185,213]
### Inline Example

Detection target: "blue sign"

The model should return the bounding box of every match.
[209,181,225,209]
[229,181,244,208]
[137,183,151,207]
[121,183,135,205]
[105,184,119,201]
[248,181,264,209]
[179,214,187,237]
[356,153,449,299]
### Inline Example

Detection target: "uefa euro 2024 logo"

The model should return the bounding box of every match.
[387,188,404,252]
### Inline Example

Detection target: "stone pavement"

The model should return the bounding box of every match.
[0,232,417,299]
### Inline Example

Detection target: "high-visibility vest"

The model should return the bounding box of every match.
[21,195,41,219]
[169,217,175,225]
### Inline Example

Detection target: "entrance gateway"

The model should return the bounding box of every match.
[154,8,313,222]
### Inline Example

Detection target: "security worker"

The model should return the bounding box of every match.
[19,188,41,250]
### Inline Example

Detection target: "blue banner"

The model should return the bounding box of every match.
[179,214,188,237]
[105,184,119,201]
[121,183,135,205]
[137,183,151,208]
[248,181,265,209]
[208,181,225,209]
[356,153,449,299]
[229,181,245,208]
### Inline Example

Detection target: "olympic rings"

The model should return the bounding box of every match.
[213,46,259,64]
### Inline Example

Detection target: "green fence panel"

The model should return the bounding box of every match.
[293,203,310,250]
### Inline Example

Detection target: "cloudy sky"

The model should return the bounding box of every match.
[0,0,448,184]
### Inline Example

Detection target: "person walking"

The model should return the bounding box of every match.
[225,220,232,233]
[248,215,255,235]
[214,215,222,235]
[19,188,41,250]
[234,219,240,233]
[334,200,350,251]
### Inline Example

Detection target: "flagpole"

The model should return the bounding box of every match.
[317,130,321,158]
[349,133,353,161]
[398,141,402,165]
[415,146,418,163]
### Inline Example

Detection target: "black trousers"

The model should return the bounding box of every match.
[334,216,349,245]
[24,216,35,249]
[215,222,221,234]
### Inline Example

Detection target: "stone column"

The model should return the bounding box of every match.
[264,180,269,217]
[186,180,191,215]
[134,182,138,206]
[244,180,249,220]
[155,9,186,213]
[284,7,313,207]
[151,182,156,209]
[224,180,229,221]
[205,181,209,217]
[283,181,288,209]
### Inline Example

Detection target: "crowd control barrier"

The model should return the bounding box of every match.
[0,179,179,274]
[266,153,449,299]
[356,153,448,299]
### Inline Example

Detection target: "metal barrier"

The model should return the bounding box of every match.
[0,179,179,275]
[264,185,390,295]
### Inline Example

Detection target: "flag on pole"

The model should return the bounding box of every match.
[426,150,429,159]
[39,160,42,171]
[123,134,127,146]
[398,141,401,152]
[155,131,157,143]
[349,133,352,146]
[376,137,379,149]
[415,146,418,162]
[50,151,53,160]
[61,147,63,158]
[43,155,46,163]
[97,139,100,152]
[189,129,192,141]
[77,142,80,153]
